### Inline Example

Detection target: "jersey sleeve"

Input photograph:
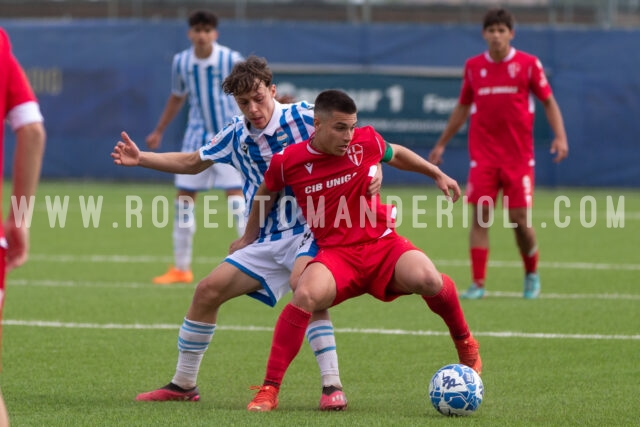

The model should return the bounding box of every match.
[5,51,39,121]
[6,101,43,131]
[458,61,474,105]
[371,127,386,162]
[232,49,244,64]
[530,57,553,101]
[199,120,238,164]
[170,52,188,96]
[263,150,286,192]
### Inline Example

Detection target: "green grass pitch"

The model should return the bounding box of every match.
[2,181,638,426]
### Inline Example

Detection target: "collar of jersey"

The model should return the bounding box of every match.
[245,100,284,138]
[483,47,516,63]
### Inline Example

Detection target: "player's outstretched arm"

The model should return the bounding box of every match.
[229,183,278,254]
[112,131,213,174]
[111,131,141,166]
[387,143,461,202]
[432,171,461,203]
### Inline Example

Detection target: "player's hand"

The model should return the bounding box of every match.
[229,235,254,255]
[434,172,461,203]
[367,164,383,196]
[550,137,568,163]
[428,145,445,165]
[145,130,162,150]
[111,131,141,166]
[3,220,28,272]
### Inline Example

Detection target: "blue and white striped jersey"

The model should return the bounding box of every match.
[200,100,315,241]
[171,42,243,151]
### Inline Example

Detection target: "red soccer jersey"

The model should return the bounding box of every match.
[264,126,395,248]
[459,48,552,165]
[0,28,39,236]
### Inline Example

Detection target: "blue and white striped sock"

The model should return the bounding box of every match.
[172,318,215,389]
[306,320,342,388]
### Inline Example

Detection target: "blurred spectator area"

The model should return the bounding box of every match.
[1,0,639,28]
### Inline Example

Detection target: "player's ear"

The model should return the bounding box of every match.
[313,116,322,129]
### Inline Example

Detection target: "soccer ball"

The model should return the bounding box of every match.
[428,364,483,416]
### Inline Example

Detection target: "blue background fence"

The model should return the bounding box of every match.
[2,20,639,187]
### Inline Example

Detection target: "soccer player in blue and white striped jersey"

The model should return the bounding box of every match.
[145,10,246,285]
[112,56,383,410]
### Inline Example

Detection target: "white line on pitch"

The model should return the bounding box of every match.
[6,279,178,289]
[433,259,640,271]
[27,254,223,264]
[6,279,640,300]
[25,254,640,271]
[7,279,640,300]
[3,320,639,341]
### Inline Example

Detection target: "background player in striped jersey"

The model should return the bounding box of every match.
[112,56,382,409]
[146,10,246,285]
[0,28,46,425]
[429,7,569,300]
[242,89,480,412]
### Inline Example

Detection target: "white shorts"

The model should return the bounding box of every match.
[224,229,317,307]
[175,163,243,192]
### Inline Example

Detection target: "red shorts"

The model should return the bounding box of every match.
[466,161,534,209]
[310,231,420,306]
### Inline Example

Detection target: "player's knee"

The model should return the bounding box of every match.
[291,286,318,312]
[192,277,223,306]
[416,266,443,295]
[289,275,300,292]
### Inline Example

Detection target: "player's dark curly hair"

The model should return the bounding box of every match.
[314,89,357,117]
[483,8,514,30]
[222,55,273,96]
[188,10,218,28]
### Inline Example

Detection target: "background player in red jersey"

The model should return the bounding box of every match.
[0,27,46,425]
[428,7,569,299]
[238,89,481,412]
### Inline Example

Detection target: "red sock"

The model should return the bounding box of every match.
[264,304,311,387]
[423,274,470,340]
[521,249,539,274]
[470,247,488,287]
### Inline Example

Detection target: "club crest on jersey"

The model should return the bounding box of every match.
[304,162,313,174]
[347,144,363,166]
[508,62,521,79]
[276,130,289,147]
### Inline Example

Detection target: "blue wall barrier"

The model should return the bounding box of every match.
[2,20,639,187]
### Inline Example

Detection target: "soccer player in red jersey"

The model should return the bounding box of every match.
[429,8,569,299]
[0,27,46,424]
[114,56,371,410]
[238,89,481,411]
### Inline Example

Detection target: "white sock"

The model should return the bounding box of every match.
[306,320,342,388]
[227,194,246,237]
[173,197,196,271]
[171,318,215,389]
